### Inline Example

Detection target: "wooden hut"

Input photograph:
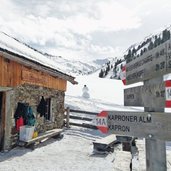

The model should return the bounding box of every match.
[0,32,76,151]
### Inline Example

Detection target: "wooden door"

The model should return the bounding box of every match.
[0,92,4,151]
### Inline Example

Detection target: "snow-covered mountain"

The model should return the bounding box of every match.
[0,31,114,77]
[124,26,171,63]
[0,30,125,87]
[44,53,113,76]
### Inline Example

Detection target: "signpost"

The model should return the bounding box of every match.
[125,40,171,85]
[95,40,171,171]
[144,77,166,171]
[96,111,171,141]
[124,82,165,107]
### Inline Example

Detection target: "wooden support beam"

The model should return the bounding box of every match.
[144,77,166,171]
[69,115,92,121]
[69,122,97,130]
[66,107,70,128]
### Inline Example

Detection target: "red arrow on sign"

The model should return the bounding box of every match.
[165,80,171,107]
[96,111,108,133]
[120,65,126,85]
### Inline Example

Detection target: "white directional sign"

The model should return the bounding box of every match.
[125,39,171,85]
[124,82,165,107]
[124,80,171,108]
[96,111,171,140]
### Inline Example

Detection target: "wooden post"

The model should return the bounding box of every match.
[66,107,70,128]
[122,40,169,170]
[144,77,166,171]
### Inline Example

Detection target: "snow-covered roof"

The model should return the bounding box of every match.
[0,32,77,84]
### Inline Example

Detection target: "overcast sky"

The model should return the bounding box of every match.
[1,0,171,61]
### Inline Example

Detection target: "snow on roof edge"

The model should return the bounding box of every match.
[0,44,77,85]
[0,31,76,84]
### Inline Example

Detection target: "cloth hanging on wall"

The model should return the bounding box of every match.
[16,116,24,131]
[14,102,28,120]
[14,102,36,130]
[26,106,35,126]
[37,96,47,117]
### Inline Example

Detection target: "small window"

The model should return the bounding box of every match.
[45,98,52,121]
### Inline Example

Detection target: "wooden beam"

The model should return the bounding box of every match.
[70,109,98,115]
[144,77,166,171]
[69,115,92,121]
[21,129,63,145]
[69,122,97,129]
[0,50,76,84]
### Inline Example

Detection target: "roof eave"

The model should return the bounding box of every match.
[0,48,76,84]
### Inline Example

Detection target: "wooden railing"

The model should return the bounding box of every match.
[64,107,98,130]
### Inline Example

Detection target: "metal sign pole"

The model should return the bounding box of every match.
[144,77,166,171]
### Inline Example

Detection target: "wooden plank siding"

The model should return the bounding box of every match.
[0,55,66,91]
[0,56,3,86]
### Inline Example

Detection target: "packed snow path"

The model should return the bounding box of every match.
[0,127,115,171]
[1,127,171,170]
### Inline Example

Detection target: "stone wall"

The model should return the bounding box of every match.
[4,83,65,150]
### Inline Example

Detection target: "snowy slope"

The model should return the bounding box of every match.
[65,69,141,109]
[45,54,103,76]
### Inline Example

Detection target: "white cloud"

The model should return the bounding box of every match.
[0,0,171,60]
[97,1,141,31]
[0,0,138,60]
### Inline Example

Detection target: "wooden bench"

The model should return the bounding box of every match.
[93,134,119,153]
[18,128,63,149]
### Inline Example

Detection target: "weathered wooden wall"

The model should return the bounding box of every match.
[0,55,67,91]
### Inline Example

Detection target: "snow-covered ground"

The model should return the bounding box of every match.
[0,127,116,171]
[0,70,171,171]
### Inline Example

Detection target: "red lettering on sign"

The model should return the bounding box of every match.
[96,111,108,134]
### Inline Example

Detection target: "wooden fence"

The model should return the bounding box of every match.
[64,107,98,130]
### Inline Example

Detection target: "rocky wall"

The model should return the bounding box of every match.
[5,84,65,150]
